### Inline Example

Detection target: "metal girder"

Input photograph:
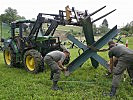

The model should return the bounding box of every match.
[44,20,58,36]
[67,35,109,69]
[67,34,87,50]
[67,25,118,73]
[81,16,99,68]
[92,54,108,69]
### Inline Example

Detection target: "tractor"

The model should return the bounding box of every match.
[2,5,118,74]
[2,14,69,73]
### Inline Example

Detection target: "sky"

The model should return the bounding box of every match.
[0,0,133,28]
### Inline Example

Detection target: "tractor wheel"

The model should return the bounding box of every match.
[3,47,16,67]
[24,49,44,73]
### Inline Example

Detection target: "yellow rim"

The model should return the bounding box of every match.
[5,50,11,65]
[26,55,35,71]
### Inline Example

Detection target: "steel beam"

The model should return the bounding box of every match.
[67,34,109,69]
[67,25,118,73]
[81,17,99,68]
[67,34,87,50]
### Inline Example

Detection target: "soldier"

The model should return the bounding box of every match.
[106,40,123,75]
[108,43,133,96]
[44,50,70,90]
[108,40,124,47]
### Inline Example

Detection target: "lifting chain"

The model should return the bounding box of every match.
[87,45,109,52]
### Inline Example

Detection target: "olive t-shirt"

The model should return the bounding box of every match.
[108,45,133,62]
[47,50,65,63]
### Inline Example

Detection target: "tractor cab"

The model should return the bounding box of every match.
[9,20,61,54]
[11,20,35,38]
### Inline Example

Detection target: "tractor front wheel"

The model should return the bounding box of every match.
[24,49,44,73]
[3,47,16,67]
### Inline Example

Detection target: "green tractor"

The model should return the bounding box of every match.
[3,13,69,73]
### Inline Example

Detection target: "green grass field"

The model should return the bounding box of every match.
[0,37,133,99]
[0,24,133,99]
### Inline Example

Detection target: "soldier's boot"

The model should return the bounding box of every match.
[130,79,133,86]
[51,81,62,90]
[109,85,117,97]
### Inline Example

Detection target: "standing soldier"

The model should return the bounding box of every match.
[108,43,133,96]
[44,50,70,90]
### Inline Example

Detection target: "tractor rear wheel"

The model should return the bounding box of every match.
[3,47,16,67]
[24,49,44,73]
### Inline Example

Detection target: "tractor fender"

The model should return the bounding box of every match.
[3,39,19,54]
[3,39,12,50]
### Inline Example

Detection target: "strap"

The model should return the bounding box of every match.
[87,45,109,52]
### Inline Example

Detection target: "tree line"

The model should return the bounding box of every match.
[0,7,132,36]
[0,7,25,25]
[93,19,133,36]
[120,21,133,36]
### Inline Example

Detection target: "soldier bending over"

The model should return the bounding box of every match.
[44,50,70,90]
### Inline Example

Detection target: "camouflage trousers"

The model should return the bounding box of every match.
[44,55,61,82]
[112,60,133,87]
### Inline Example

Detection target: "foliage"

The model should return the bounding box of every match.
[97,25,109,35]
[92,24,97,35]
[96,19,109,35]
[102,19,108,28]
[0,37,133,99]
[120,21,133,36]
[0,23,10,38]
[0,7,25,25]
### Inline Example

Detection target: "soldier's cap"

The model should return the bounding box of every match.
[108,40,115,46]
[63,49,70,53]
[109,44,116,50]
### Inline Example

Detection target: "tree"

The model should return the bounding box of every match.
[130,21,133,36]
[102,19,108,28]
[0,7,25,24]
[120,22,133,36]
[98,19,109,34]
[93,24,97,35]
[98,25,109,34]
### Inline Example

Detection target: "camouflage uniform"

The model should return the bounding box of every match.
[109,45,133,87]
[44,50,65,82]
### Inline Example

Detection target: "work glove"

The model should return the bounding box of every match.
[105,65,112,76]
[62,67,67,71]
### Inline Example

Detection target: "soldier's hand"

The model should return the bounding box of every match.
[62,67,67,71]
[108,68,112,73]
[105,71,112,76]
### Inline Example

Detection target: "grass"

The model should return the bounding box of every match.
[0,51,112,100]
[57,25,82,35]
[0,36,133,99]
[0,23,133,99]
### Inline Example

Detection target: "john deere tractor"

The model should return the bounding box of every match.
[3,13,69,73]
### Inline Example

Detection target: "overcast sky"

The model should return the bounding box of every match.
[0,0,133,28]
